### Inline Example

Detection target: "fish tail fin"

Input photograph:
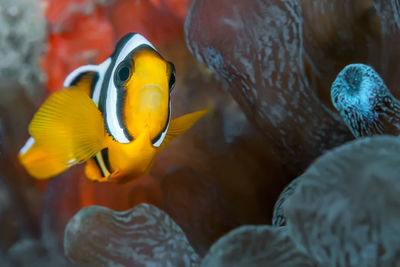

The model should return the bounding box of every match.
[158,109,208,152]
[18,137,68,179]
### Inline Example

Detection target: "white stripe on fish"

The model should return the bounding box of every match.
[105,34,155,143]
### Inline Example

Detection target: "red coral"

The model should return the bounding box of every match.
[41,0,113,92]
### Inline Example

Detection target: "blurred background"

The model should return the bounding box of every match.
[0,0,287,265]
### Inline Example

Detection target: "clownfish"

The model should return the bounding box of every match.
[18,33,207,183]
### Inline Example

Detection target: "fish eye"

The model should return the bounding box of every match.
[168,64,176,92]
[114,60,132,87]
[119,66,130,81]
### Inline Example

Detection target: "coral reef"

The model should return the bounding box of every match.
[0,0,65,264]
[0,0,46,100]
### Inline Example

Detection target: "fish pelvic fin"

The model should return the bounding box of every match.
[21,88,105,178]
[157,109,208,152]
[85,160,126,183]
[84,158,110,183]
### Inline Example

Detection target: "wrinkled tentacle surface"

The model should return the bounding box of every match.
[201,225,315,267]
[64,203,200,266]
[272,177,300,227]
[284,135,400,266]
[185,0,352,176]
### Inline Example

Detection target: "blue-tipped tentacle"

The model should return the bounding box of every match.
[331,64,400,137]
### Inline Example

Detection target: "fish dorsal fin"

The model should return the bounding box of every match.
[157,110,208,152]
[63,59,112,106]
[28,88,105,166]
[64,65,99,88]
[68,70,99,96]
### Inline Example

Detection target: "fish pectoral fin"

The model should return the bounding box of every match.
[158,109,208,151]
[18,138,69,179]
[144,158,156,176]
[28,88,105,170]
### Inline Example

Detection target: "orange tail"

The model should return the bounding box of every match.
[18,137,68,179]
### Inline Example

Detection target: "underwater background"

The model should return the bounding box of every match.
[1,0,400,266]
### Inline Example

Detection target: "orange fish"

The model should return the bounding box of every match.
[19,33,207,183]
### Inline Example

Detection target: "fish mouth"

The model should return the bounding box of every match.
[139,83,164,94]
[137,84,165,110]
